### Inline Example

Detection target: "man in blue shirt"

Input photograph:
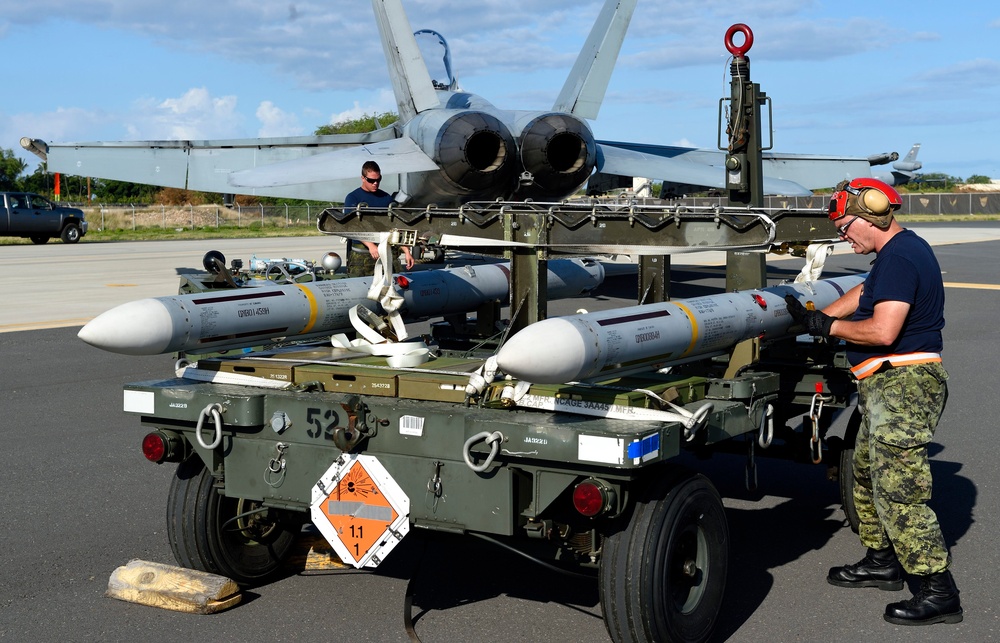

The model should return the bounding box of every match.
[785,178,961,626]
[342,161,415,277]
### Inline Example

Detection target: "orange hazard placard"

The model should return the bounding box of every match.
[310,454,410,569]
[318,460,397,563]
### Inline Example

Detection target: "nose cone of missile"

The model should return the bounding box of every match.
[78,298,176,356]
[496,317,591,384]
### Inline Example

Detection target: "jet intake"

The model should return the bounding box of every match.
[515,113,597,200]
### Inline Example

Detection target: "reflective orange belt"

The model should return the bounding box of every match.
[850,352,942,380]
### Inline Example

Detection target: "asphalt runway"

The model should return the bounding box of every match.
[1,224,998,642]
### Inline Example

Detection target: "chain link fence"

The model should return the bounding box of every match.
[82,203,329,232]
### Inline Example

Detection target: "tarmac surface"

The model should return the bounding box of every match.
[1,222,998,642]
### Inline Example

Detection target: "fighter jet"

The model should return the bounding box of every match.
[20,0,891,205]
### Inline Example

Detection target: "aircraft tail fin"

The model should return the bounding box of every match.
[552,0,637,120]
[893,143,922,172]
[372,0,440,121]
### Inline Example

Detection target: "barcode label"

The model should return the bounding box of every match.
[399,415,424,437]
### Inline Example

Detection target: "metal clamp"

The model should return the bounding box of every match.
[267,442,288,473]
[463,431,504,472]
[265,442,288,488]
[195,403,224,450]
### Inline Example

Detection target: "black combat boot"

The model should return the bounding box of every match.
[884,570,963,625]
[827,547,904,590]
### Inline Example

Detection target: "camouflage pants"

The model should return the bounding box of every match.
[345,241,403,278]
[853,362,950,574]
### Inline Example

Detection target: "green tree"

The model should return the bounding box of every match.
[0,149,28,191]
[93,179,160,204]
[21,163,53,195]
[912,172,963,191]
[315,112,399,135]
[966,174,992,184]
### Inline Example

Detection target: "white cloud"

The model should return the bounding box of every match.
[327,89,397,125]
[256,101,304,138]
[126,88,244,140]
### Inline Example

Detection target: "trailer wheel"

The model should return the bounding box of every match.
[599,469,729,643]
[167,457,301,585]
[838,408,862,533]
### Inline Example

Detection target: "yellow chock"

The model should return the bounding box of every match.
[105,559,241,614]
[285,531,349,572]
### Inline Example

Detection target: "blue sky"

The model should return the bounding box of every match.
[2,0,999,182]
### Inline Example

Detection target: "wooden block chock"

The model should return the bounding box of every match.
[105,559,241,614]
[285,531,349,572]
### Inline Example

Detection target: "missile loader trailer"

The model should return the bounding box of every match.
[117,195,862,643]
[114,29,861,642]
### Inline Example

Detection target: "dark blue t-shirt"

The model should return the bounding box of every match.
[847,229,945,366]
[343,187,394,253]
[343,186,394,209]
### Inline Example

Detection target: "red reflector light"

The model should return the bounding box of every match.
[572,481,606,517]
[395,275,410,288]
[752,293,767,309]
[142,432,167,463]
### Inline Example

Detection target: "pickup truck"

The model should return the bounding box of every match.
[0,192,88,244]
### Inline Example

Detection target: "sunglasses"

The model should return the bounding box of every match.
[364,176,382,184]
[836,216,860,237]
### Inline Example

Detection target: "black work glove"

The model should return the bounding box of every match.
[784,294,834,338]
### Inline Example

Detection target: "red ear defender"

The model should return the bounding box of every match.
[844,178,901,216]
[828,189,850,220]
[829,178,901,224]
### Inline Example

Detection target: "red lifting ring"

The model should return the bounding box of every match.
[725,23,753,57]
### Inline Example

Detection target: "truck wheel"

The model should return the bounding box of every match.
[599,469,729,643]
[167,457,301,585]
[838,408,862,533]
[30,236,49,244]
[60,223,81,244]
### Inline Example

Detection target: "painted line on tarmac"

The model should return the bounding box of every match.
[0,319,90,334]
[944,282,1000,291]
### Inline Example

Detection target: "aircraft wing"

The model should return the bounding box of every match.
[38,128,417,201]
[597,142,814,197]
[228,137,439,189]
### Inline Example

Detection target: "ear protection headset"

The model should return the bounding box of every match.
[828,178,902,225]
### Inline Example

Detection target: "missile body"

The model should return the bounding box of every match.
[79,259,605,356]
[495,274,865,384]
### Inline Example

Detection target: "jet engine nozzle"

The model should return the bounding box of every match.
[404,110,516,202]
[514,113,597,200]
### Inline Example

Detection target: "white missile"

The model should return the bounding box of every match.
[495,274,865,384]
[79,259,605,356]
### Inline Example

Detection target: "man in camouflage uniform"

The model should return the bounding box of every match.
[785,178,962,626]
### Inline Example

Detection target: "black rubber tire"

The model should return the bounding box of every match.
[60,223,81,244]
[838,407,863,534]
[167,457,301,585]
[29,236,49,244]
[599,468,729,643]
